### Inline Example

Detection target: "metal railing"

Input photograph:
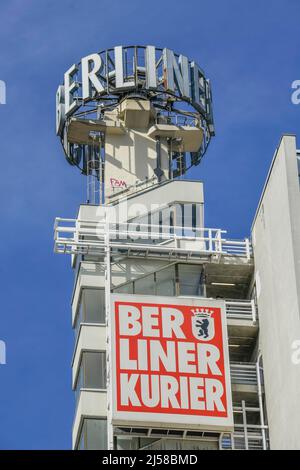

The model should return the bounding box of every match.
[54,218,252,260]
[221,431,267,450]
[225,299,257,323]
[220,402,268,450]
[230,363,258,386]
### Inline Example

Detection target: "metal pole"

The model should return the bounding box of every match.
[245,238,250,260]
[208,228,213,252]
[251,298,257,324]
[256,353,267,450]
[104,209,114,450]
[231,432,235,450]
[242,400,248,450]
[154,137,163,182]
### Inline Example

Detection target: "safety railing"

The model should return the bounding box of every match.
[225,299,257,323]
[230,363,258,386]
[221,431,267,450]
[54,218,252,260]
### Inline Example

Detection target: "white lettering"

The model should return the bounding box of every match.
[177,342,196,373]
[163,48,190,99]
[115,46,135,89]
[291,80,300,105]
[142,306,160,337]
[118,304,141,336]
[150,340,176,372]
[205,378,225,412]
[82,53,104,99]
[160,375,180,408]
[119,374,225,411]
[197,344,222,375]
[161,307,185,338]
[140,375,160,407]
[64,64,79,115]
[119,338,137,369]
[120,373,141,406]
[190,377,205,410]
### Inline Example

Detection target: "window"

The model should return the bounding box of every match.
[135,273,156,295]
[75,289,105,336]
[114,283,133,294]
[115,436,218,450]
[156,266,176,296]
[178,264,205,296]
[75,351,106,404]
[114,265,176,297]
[114,264,206,298]
[78,419,107,450]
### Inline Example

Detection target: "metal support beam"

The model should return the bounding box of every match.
[242,400,249,450]
[105,209,113,450]
[256,353,267,450]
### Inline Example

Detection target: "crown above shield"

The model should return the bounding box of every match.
[192,308,214,319]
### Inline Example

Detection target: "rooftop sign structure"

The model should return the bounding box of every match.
[57,46,214,124]
[56,45,215,182]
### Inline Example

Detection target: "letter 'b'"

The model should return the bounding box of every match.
[118,305,141,336]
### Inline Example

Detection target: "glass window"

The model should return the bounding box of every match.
[115,436,218,450]
[83,351,106,389]
[156,266,176,296]
[75,289,105,335]
[75,351,106,404]
[135,273,156,295]
[74,303,83,339]
[114,283,134,294]
[78,419,107,450]
[178,264,204,296]
[116,436,139,450]
[82,289,105,323]
[145,438,218,450]
[114,266,176,297]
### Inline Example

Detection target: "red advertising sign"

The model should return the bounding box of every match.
[110,295,233,430]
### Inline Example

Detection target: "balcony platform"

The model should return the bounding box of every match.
[54,218,252,265]
[67,117,125,145]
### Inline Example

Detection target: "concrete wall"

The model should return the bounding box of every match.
[72,390,107,449]
[252,135,300,449]
[77,179,204,224]
[105,129,169,199]
[72,324,106,388]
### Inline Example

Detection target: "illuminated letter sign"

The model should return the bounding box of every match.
[57,46,214,132]
[110,295,233,430]
[81,53,105,100]
[163,48,190,99]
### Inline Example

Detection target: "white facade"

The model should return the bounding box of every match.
[55,179,265,450]
[252,135,300,450]
[54,57,300,449]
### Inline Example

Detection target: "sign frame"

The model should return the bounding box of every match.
[110,294,233,431]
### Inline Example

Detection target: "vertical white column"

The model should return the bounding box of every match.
[104,209,114,450]
[256,354,267,450]
[242,400,248,450]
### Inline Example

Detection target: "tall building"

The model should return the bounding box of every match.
[251,134,300,450]
[54,45,300,450]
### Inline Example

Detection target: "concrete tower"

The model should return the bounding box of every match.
[54,46,268,450]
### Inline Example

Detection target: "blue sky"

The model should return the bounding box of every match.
[0,0,299,449]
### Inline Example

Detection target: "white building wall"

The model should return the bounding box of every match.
[252,135,300,449]
[105,129,169,198]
